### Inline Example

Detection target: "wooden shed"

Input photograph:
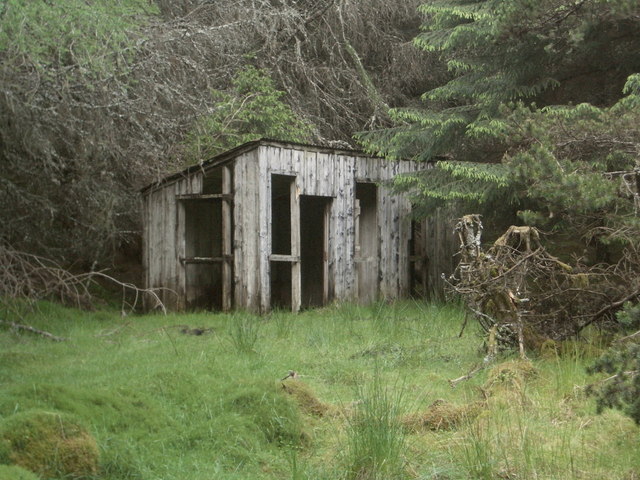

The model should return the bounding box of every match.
[141,139,442,313]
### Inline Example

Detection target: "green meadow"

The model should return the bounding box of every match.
[0,301,638,479]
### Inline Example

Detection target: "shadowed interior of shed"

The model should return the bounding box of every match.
[271,175,294,309]
[300,195,331,309]
[183,199,223,309]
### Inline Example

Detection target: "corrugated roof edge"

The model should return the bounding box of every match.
[140,138,390,194]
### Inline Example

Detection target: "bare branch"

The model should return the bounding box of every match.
[0,320,68,342]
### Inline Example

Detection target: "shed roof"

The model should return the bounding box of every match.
[140,138,384,195]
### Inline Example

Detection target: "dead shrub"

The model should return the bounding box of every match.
[484,359,538,392]
[448,216,640,356]
[401,399,484,432]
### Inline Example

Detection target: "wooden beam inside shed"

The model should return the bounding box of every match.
[222,165,233,311]
[269,254,301,262]
[176,193,232,201]
[180,256,227,264]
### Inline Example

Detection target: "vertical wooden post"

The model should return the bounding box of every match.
[353,198,361,299]
[175,194,186,310]
[222,165,232,311]
[290,181,301,313]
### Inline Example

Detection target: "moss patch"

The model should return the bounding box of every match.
[228,381,308,447]
[0,410,99,479]
[280,380,335,417]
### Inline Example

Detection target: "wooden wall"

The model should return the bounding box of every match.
[142,172,203,310]
[232,143,418,312]
[416,208,459,300]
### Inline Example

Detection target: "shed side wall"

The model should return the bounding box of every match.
[143,173,202,310]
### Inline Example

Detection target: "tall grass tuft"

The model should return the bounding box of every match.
[269,309,294,339]
[461,421,495,480]
[343,371,406,480]
[228,312,261,353]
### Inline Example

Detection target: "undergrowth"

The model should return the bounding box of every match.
[0,300,638,479]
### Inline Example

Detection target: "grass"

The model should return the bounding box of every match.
[0,300,638,479]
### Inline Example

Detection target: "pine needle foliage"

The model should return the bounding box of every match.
[358,0,640,218]
[0,0,156,75]
[359,1,640,427]
[185,66,312,163]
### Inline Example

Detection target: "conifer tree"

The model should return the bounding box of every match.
[359,0,640,227]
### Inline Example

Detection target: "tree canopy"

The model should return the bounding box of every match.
[0,0,437,265]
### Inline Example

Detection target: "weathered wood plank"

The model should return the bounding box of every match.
[258,148,271,314]
[269,254,301,262]
[180,256,229,264]
[290,176,301,313]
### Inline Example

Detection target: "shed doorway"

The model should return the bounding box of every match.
[409,219,429,297]
[300,195,331,309]
[183,199,223,310]
[270,175,295,310]
[180,165,233,311]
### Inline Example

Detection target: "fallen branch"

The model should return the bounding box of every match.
[0,319,68,342]
[449,326,497,388]
[449,363,486,388]
[615,329,640,344]
[87,271,168,315]
[580,287,640,330]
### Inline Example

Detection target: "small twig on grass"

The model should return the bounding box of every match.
[457,312,469,338]
[0,319,68,342]
[162,326,180,356]
[449,363,487,388]
[95,321,132,338]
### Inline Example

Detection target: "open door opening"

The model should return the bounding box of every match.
[181,165,233,311]
[300,195,331,309]
[183,199,222,310]
[270,175,295,310]
[355,182,378,303]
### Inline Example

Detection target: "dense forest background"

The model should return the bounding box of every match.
[2,0,638,269]
[0,0,443,268]
[2,0,639,272]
